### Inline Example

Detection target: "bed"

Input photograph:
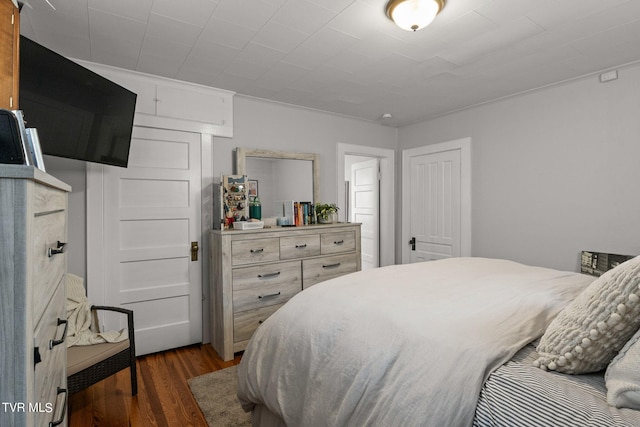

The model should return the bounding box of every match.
[236,256,640,426]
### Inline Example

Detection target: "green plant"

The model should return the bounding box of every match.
[315,203,339,221]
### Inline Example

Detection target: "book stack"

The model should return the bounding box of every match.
[283,201,315,226]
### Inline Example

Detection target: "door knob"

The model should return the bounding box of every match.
[191,241,199,261]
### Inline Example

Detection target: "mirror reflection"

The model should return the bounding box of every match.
[236,148,320,220]
[245,157,313,218]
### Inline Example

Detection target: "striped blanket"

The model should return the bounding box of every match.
[474,343,640,427]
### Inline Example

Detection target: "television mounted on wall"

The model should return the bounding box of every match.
[19,35,136,168]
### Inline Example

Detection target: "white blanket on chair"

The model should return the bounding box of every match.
[65,273,127,347]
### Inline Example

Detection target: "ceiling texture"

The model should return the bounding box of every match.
[18,0,640,127]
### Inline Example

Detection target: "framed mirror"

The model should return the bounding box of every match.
[236,148,320,219]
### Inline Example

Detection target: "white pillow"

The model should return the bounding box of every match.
[534,255,640,374]
[606,327,640,409]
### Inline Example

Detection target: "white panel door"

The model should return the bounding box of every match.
[350,158,379,270]
[103,126,202,355]
[405,148,461,263]
[402,138,471,264]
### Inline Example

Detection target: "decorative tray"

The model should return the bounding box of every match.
[233,221,264,230]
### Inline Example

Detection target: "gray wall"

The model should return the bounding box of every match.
[398,63,640,271]
[46,63,640,275]
[46,94,397,278]
[43,155,87,279]
[213,96,397,204]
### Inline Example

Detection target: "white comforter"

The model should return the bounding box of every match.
[237,257,594,427]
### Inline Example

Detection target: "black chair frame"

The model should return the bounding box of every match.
[67,305,137,396]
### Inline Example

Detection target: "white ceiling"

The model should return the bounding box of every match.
[18,0,640,127]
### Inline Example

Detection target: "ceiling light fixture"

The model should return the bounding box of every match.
[385,0,445,32]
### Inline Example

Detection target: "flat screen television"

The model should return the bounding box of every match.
[19,36,136,168]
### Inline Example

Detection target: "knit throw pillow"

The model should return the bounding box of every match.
[605,327,640,409]
[534,255,640,374]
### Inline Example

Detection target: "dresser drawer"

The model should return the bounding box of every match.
[280,234,320,259]
[234,303,284,343]
[34,278,67,426]
[34,183,68,214]
[32,209,67,324]
[34,371,66,427]
[321,230,356,255]
[302,253,359,288]
[232,238,280,266]
[233,262,301,312]
[233,260,301,292]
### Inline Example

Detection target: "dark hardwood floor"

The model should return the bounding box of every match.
[68,344,242,427]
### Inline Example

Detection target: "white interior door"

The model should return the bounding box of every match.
[103,126,202,355]
[337,144,395,267]
[402,139,472,264]
[350,158,379,269]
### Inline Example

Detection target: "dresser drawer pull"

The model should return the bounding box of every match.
[49,387,68,427]
[47,241,67,257]
[34,346,42,366]
[258,291,281,300]
[323,262,342,269]
[295,244,307,249]
[49,318,68,349]
[250,248,264,254]
[258,272,281,279]
[333,240,344,245]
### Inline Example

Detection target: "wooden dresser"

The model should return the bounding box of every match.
[210,223,361,361]
[0,165,70,427]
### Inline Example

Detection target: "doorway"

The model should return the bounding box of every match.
[345,155,379,270]
[337,143,395,267]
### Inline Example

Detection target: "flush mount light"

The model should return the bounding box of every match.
[386,0,445,32]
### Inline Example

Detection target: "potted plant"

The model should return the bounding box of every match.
[315,203,339,224]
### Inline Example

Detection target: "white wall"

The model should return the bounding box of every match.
[398,63,640,271]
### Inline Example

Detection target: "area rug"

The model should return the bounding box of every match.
[188,365,251,426]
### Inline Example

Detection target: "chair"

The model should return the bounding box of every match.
[67,305,138,396]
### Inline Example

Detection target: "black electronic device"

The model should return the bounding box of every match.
[581,251,635,277]
[19,36,137,168]
[0,109,28,165]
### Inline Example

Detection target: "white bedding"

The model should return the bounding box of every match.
[237,257,594,427]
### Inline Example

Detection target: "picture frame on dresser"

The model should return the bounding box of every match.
[24,127,46,171]
[248,179,258,197]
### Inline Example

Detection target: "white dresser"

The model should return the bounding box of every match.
[210,223,361,361]
[0,165,70,427]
